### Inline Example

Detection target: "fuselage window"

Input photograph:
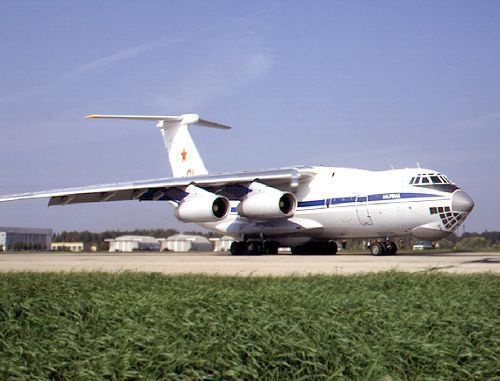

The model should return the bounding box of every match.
[422,177,430,184]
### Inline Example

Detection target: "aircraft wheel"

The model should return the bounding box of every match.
[230,242,247,256]
[385,241,398,255]
[247,242,264,255]
[302,242,320,255]
[264,242,279,255]
[291,241,337,255]
[315,241,338,255]
[323,241,338,255]
[370,242,384,256]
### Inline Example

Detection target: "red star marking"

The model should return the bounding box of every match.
[181,149,187,162]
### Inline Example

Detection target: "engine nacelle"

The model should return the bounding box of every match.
[174,185,229,223]
[237,182,296,219]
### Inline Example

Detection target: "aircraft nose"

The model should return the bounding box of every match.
[452,190,474,213]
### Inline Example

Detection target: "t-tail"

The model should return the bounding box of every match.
[85,113,231,177]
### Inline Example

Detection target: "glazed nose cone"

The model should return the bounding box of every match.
[452,190,474,213]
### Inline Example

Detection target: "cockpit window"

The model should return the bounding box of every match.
[411,173,458,192]
[412,173,454,185]
[430,176,442,184]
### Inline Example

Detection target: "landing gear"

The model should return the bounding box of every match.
[230,239,339,256]
[264,241,279,255]
[230,241,248,256]
[291,241,338,255]
[230,240,279,255]
[370,240,398,256]
[384,240,398,255]
[370,242,384,256]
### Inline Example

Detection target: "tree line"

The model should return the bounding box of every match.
[438,231,500,251]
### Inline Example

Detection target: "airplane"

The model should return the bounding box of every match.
[0,113,474,255]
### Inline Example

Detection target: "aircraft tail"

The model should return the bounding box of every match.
[85,114,231,177]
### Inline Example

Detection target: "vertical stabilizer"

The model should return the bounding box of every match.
[158,118,208,177]
[85,113,231,178]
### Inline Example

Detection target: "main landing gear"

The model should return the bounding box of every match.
[230,240,338,255]
[370,240,398,256]
[230,241,279,255]
[291,241,338,255]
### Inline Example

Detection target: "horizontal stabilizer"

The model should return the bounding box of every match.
[85,114,231,129]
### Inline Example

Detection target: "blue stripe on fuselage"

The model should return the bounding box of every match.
[297,199,325,207]
[228,192,444,214]
[330,196,356,205]
[298,192,442,209]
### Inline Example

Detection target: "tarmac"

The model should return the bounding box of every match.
[0,252,499,275]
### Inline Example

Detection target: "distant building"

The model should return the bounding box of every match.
[51,242,94,252]
[0,227,52,252]
[106,236,161,252]
[210,236,236,252]
[163,234,212,252]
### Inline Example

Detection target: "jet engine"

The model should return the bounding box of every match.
[174,185,230,223]
[237,182,296,219]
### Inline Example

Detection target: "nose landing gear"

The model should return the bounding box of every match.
[370,240,398,256]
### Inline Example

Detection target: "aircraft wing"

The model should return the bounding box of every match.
[0,167,315,206]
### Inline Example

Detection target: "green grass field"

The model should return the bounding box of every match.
[0,273,498,380]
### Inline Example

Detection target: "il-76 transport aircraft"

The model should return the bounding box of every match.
[0,114,474,255]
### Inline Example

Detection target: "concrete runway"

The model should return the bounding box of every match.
[0,252,499,275]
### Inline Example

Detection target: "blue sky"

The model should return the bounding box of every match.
[0,1,499,233]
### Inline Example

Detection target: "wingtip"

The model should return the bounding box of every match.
[85,114,98,119]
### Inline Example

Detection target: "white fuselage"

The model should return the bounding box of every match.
[204,166,473,245]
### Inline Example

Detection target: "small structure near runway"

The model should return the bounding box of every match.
[162,234,212,252]
[51,242,94,252]
[210,236,236,252]
[106,235,160,252]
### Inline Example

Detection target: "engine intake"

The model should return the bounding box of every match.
[237,182,296,219]
[174,185,230,223]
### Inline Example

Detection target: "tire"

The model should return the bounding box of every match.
[230,242,247,256]
[385,241,398,255]
[264,242,279,255]
[230,242,239,255]
[370,242,384,256]
[247,242,264,255]
[326,241,338,255]
[292,241,337,255]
